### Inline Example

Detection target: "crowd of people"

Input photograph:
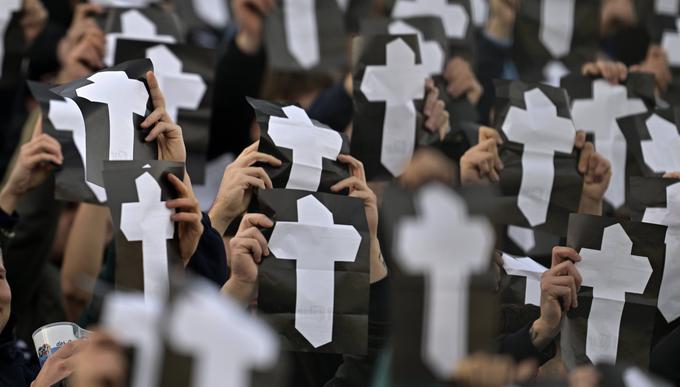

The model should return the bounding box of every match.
[0,0,678,386]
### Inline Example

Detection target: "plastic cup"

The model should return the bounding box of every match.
[32,322,90,366]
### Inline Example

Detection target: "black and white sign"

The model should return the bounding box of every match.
[379,183,498,383]
[620,107,680,177]
[351,34,438,180]
[561,73,655,208]
[255,189,370,355]
[101,280,281,387]
[0,1,21,79]
[171,0,230,32]
[248,98,350,193]
[115,39,214,183]
[264,0,346,71]
[493,80,582,236]
[102,160,184,301]
[562,214,666,368]
[29,59,157,203]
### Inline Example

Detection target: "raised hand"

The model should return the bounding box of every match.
[581,59,628,85]
[166,173,203,265]
[574,131,611,216]
[233,0,276,54]
[141,71,186,163]
[444,57,483,105]
[423,78,450,139]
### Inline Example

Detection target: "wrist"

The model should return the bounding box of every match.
[236,31,262,55]
[530,317,559,351]
[486,17,514,41]
[0,187,19,215]
[208,205,234,236]
[221,276,256,305]
[369,237,387,284]
[578,195,603,216]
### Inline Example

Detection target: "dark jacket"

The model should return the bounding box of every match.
[0,315,38,387]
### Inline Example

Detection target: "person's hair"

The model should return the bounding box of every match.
[260,70,335,102]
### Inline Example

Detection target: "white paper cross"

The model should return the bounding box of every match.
[76,71,149,161]
[662,19,680,67]
[576,224,653,364]
[657,0,680,16]
[145,45,206,123]
[0,0,21,77]
[540,0,575,59]
[396,184,493,379]
[643,182,680,323]
[268,195,361,348]
[120,172,174,302]
[48,97,108,202]
[268,105,343,191]
[388,20,445,76]
[190,0,230,29]
[502,88,575,226]
[361,38,427,177]
[641,114,680,173]
[168,285,279,387]
[392,0,469,39]
[501,253,547,306]
[104,9,177,66]
[283,0,319,69]
[571,79,647,208]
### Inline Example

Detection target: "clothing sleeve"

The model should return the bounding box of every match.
[208,37,267,160]
[307,83,353,133]
[497,323,556,365]
[475,31,515,125]
[650,325,680,385]
[325,277,391,387]
[185,213,229,287]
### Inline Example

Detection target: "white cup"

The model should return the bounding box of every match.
[32,322,90,366]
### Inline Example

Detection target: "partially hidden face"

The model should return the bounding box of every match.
[0,258,11,333]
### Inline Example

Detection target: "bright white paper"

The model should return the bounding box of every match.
[543,59,570,87]
[101,292,163,387]
[104,9,177,66]
[540,0,575,58]
[576,224,653,364]
[643,182,680,323]
[361,38,427,176]
[388,20,445,76]
[396,184,494,379]
[336,0,349,12]
[76,71,149,161]
[471,0,489,27]
[90,0,159,7]
[145,45,206,123]
[120,172,174,302]
[268,105,343,192]
[167,284,279,387]
[501,253,547,306]
[283,0,320,69]
[507,225,536,253]
[656,0,680,15]
[48,98,108,202]
[662,19,680,67]
[191,0,230,29]
[0,0,21,77]
[571,79,647,208]
[641,114,680,173]
[392,0,469,39]
[268,195,361,348]
[502,88,575,226]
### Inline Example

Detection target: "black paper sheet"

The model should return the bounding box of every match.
[351,34,440,181]
[492,80,582,236]
[264,0,346,72]
[620,107,680,177]
[99,5,183,40]
[248,98,350,194]
[562,213,666,368]
[28,59,158,204]
[628,176,679,222]
[379,183,498,383]
[255,189,370,355]
[0,6,24,84]
[114,39,215,183]
[102,160,184,294]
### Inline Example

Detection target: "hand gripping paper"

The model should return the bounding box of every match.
[268,105,344,192]
[570,80,647,208]
[576,224,653,364]
[120,172,174,302]
[360,38,427,177]
[501,253,547,306]
[502,88,575,227]
[643,182,680,323]
[396,184,493,379]
[268,195,361,348]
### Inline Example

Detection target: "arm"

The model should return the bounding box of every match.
[60,203,111,322]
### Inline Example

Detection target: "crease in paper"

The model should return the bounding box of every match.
[392,0,468,39]
[641,114,680,173]
[576,224,653,363]
[502,88,575,226]
[104,9,177,66]
[643,182,680,323]
[284,0,319,69]
[269,195,361,348]
[120,172,174,302]
[268,105,343,192]
[49,98,107,202]
[76,71,149,162]
[361,38,427,176]
[396,184,493,379]
[501,253,547,306]
[570,79,647,208]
